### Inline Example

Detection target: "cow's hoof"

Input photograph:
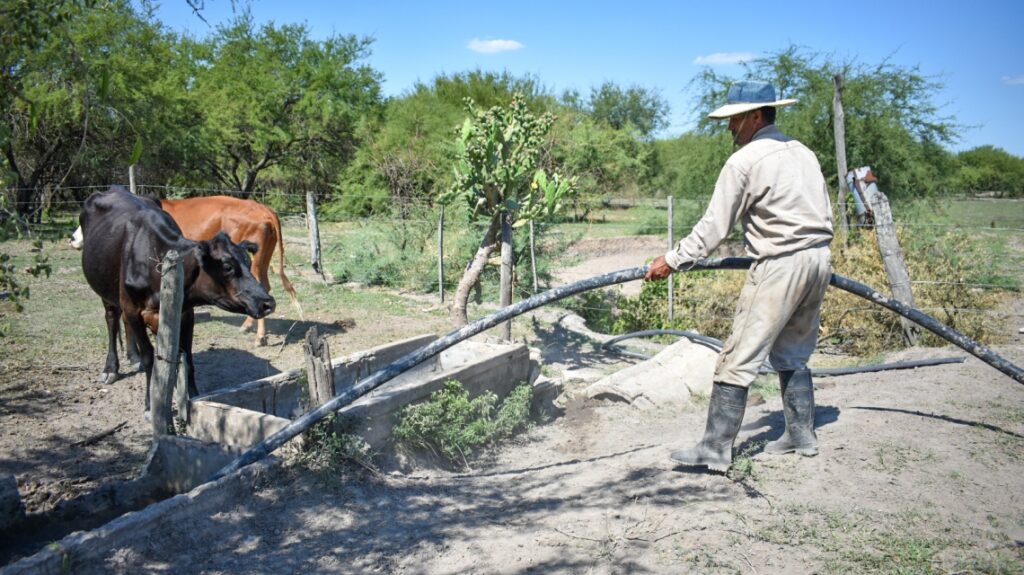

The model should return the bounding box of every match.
[256,336,268,347]
[100,372,118,386]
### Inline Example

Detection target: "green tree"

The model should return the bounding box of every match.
[650,131,733,199]
[440,94,575,327]
[548,110,655,206]
[3,1,196,216]
[337,70,551,215]
[191,12,382,196]
[952,146,1024,197]
[569,82,670,140]
[686,46,961,201]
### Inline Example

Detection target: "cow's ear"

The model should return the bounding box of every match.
[211,231,232,247]
[238,240,258,255]
[196,240,212,265]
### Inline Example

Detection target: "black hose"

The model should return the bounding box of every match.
[602,329,724,353]
[210,265,650,480]
[601,329,774,374]
[813,357,966,377]
[602,330,966,378]
[211,256,1023,481]
[829,273,1024,383]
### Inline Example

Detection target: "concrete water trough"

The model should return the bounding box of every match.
[186,333,535,452]
[1,334,536,574]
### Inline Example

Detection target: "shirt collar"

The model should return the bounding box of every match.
[750,124,791,143]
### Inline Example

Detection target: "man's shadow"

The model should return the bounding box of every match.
[739,404,841,450]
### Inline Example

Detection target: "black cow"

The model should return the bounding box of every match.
[79,187,275,410]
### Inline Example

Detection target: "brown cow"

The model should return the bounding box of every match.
[159,196,303,346]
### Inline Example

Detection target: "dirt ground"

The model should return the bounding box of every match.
[2,234,1024,573]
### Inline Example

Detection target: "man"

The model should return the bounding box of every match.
[644,81,834,472]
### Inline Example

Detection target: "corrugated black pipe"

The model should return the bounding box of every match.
[211,257,1023,481]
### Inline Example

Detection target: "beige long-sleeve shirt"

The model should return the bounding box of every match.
[665,125,833,270]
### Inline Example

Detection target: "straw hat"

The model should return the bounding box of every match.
[708,81,797,119]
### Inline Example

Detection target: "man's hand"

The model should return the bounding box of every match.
[644,255,674,281]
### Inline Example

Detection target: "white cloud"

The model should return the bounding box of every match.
[693,52,756,66]
[1002,75,1024,85]
[467,38,524,54]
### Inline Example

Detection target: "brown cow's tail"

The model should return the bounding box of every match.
[273,212,304,321]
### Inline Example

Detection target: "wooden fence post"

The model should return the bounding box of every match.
[500,211,513,341]
[303,327,335,410]
[438,206,445,303]
[867,189,920,345]
[306,190,326,283]
[667,196,675,322]
[833,75,850,246]
[529,220,538,294]
[174,351,190,426]
[152,250,183,438]
[129,164,136,195]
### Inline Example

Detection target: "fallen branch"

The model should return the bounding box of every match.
[71,421,127,447]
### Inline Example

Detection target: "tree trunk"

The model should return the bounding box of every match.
[450,215,501,328]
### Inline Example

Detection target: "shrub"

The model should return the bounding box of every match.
[821,227,1009,356]
[393,380,533,467]
[293,413,375,480]
[567,226,1010,359]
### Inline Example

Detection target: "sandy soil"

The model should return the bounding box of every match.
[2,235,1024,572]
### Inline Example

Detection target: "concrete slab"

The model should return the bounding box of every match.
[584,338,717,409]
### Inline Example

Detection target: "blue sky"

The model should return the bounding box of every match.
[155,0,1024,156]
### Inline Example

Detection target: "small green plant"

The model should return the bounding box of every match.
[728,440,765,481]
[393,379,533,468]
[293,413,375,479]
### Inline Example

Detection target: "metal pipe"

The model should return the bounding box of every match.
[211,256,1023,481]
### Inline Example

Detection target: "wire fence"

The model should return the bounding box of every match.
[4,184,1023,325]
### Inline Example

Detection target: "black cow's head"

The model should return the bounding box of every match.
[191,232,276,318]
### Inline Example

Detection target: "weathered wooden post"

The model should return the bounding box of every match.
[867,188,920,345]
[529,220,538,294]
[174,351,190,426]
[306,190,326,283]
[667,196,675,322]
[152,250,183,437]
[438,205,445,303]
[128,164,136,194]
[303,327,335,410]
[500,211,513,341]
[833,74,850,246]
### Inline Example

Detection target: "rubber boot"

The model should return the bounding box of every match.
[670,382,748,472]
[764,369,818,456]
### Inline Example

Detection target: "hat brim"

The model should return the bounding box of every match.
[708,98,798,119]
